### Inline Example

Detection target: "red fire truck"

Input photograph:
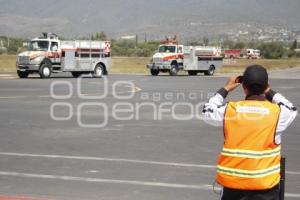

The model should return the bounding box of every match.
[224,49,242,59]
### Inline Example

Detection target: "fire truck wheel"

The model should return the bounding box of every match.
[39,64,52,78]
[204,65,215,76]
[17,71,29,78]
[169,65,178,76]
[188,71,197,76]
[93,65,104,78]
[150,69,159,76]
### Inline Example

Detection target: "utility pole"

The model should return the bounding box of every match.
[144,32,147,43]
[135,34,138,47]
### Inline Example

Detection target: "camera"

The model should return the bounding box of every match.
[236,76,243,83]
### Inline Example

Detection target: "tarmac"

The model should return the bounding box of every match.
[0,71,299,200]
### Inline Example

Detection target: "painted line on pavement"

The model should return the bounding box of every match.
[0,171,215,190]
[0,95,49,99]
[0,85,141,100]
[0,96,25,99]
[0,152,216,169]
[0,171,299,198]
[0,152,299,176]
[286,170,300,175]
[286,193,300,198]
[0,195,48,200]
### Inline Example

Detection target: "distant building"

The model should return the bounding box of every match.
[121,35,136,40]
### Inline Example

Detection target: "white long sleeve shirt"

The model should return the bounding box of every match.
[202,89,298,144]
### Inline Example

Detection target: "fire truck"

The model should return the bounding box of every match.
[16,33,111,78]
[147,37,223,76]
[246,49,261,59]
[224,49,242,59]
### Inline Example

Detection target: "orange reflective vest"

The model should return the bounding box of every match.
[217,100,281,190]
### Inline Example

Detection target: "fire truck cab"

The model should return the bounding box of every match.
[147,43,184,76]
[16,33,111,78]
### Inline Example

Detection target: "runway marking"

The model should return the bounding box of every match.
[103,128,122,131]
[39,95,51,98]
[286,170,300,175]
[0,195,48,200]
[81,86,142,96]
[0,152,299,176]
[0,86,141,100]
[0,171,213,190]
[287,193,300,198]
[0,96,25,99]
[0,84,142,100]
[0,152,215,169]
[0,171,299,198]
[0,95,50,99]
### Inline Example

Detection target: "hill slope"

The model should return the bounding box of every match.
[0,0,299,39]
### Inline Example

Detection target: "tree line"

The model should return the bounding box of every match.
[1,33,299,59]
[0,36,27,54]
[90,32,159,57]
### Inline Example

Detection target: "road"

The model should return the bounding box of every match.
[0,72,299,200]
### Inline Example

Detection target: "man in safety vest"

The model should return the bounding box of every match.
[202,65,297,200]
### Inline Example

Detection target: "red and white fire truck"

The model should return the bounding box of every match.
[16,33,111,78]
[224,49,242,59]
[147,37,223,76]
[246,49,261,59]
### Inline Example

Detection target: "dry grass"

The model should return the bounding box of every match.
[0,54,17,73]
[1,55,300,74]
[111,57,149,74]
[218,58,300,74]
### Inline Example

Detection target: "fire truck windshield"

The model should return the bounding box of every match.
[28,40,49,51]
[159,45,176,53]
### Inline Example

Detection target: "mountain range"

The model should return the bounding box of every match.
[0,0,300,40]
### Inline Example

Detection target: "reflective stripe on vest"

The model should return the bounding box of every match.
[221,146,281,159]
[217,100,281,190]
[217,164,280,178]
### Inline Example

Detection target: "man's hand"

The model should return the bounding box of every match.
[264,83,271,94]
[224,76,241,92]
